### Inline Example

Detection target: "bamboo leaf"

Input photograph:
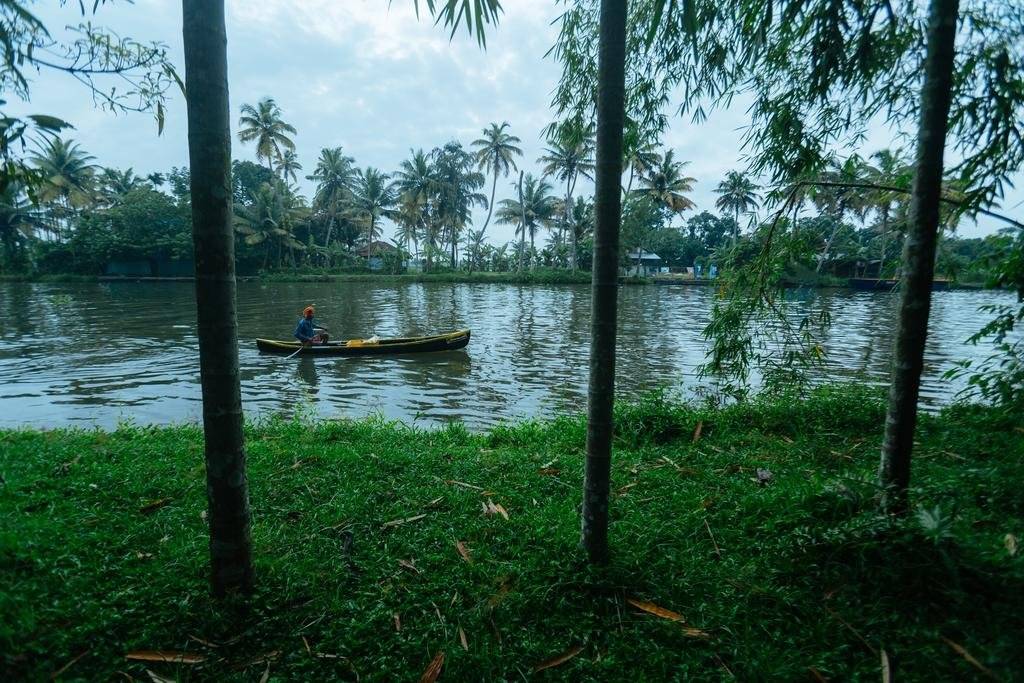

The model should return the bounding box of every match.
[533,644,583,673]
[459,626,468,651]
[125,651,205,665]
[940,636,1000,680]
[456,540,472,563]
[627,598,685,622]
[419,651,444,683]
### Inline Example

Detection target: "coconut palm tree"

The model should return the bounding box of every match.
[808,156,871,273]
[0,183,42,268]
[233,180,307,268]
[97,167,146,206]
[713,170,761,244]
[539,126,595,269]
[864,149,910,276]
[350,167,397,246]
[496,173,556,269]
[307,147,358,252]
[431,142,486,266]
[278,150,302,184]
[394,149,438,271]
[29,137,97,241]
[472,121,522,237]
[636,150,696,223]
[182,0,253,595]
[621,124,661,196]
[237,97,297,175]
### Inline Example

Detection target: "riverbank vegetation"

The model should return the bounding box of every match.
[0,118,1013,287]
[2,387,1022,680]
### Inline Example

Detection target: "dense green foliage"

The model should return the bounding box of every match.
[2,129,1005,285]
[2,387,1021,679]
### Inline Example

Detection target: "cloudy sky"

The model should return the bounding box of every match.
[17,0,1019,243]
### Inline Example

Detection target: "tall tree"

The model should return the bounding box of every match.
[635,150,696,224]
[29,138,97,241]
[237,97,296,176]
[431,142,486,267]
[182,0,254,595]
[495,172,556,267]
[234,181,307,268]
[0,183,41,269]
[713,170,760,245]
[307,147,358,252]
[472,121,522,239]
[864,150,909,277]
[351,167,397,245]
[540,125,595,270]
[394,149,438,272]
[278,150,303,184]
[621,123,661,196]
[581,0,627,564]
[878,0,959,515]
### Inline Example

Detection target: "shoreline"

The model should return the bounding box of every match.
[0,271,992,290]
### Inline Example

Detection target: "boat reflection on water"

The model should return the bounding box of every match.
[288,350,473,423]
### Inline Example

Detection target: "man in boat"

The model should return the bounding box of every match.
[294,306,329,345]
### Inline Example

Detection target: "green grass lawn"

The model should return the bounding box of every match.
[2,386,1022,681]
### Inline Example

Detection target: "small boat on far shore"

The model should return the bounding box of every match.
[848,277,950,292]
[256,329,470,356]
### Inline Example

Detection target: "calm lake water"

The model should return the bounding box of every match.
[0,281,1014,429]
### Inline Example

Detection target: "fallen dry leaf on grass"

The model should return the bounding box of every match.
[146,670,175,683]
[533,645,583,673]
[138,498,172,514]
[398,559,421,574]
[881,649,892,683]
[538,467,561,476]
[419,651,445,683]
[940,636,1000,680]
[483,499,509,520]
[679,626,711,638]
[125,651,205,665]
[381,514,427,529]
[50,648,90,679]
[394,613,401,632]
[692,420,703,442]
[188,635,218,649]
[446,479,484,491]
[456,541,472,563]
[626,598,685,622]
[1005,533,1018,556]
[459,626,469,651]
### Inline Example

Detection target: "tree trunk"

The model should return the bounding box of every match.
[517,171,526,273]
[567,185,577,270]
[182,0,254,596]
[581,0,626,565]
[878,0,959,515]
[878,205,890,277]
[482,170,498,235]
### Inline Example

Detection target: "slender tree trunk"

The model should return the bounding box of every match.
[567,184,577,270]
[878,205,890,277]
[878,0,959,515]
[581,0,626,565]
[182,0,253,596]
[517,171,526,272]
[482,170,498,234]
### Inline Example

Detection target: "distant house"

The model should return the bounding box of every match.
[623,250,666,277]
[357,240,399,271]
